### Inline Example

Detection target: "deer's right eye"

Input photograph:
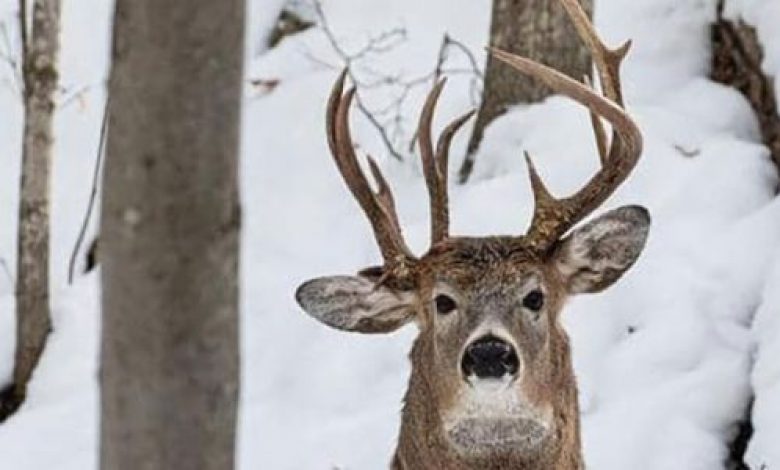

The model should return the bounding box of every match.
[434,294,457,315]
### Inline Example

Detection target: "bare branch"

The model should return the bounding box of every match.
[0,258,12,289]
[57,83,94,109]
[68,96,109,284]
[350,27,407,57]
[407,33,483,151]
[309,0,482,162]
[0,20,24,95]
[312,0,405,160]
[18,0,27,92]
[444,35,484,80]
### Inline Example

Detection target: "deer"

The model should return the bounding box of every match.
[295,0,649,468]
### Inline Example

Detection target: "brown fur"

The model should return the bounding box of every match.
[296,209,649,469]
[388,237,584,470]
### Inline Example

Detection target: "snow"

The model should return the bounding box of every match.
[720,2,780,468]
[748,246,780,470]
[1,0,780,469]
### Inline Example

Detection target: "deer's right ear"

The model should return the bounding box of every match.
[295,275,417,334]
[553,205,650,294]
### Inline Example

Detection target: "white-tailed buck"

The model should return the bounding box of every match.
[296,0,649,468]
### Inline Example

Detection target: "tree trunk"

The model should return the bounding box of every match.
[99,1,244,468]
[458,0,593,183]
[0,0,61,422]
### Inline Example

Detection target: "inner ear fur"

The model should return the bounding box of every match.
[553,205,650,295]
[295,274,418,334]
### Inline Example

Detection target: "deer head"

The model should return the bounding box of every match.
[295,0,649,466]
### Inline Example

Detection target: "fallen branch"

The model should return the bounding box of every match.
[711,0,780,180]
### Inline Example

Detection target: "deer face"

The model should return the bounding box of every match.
[296,206,649,456]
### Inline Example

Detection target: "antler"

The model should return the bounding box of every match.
[490,0,643,253]
[417,79,475,245]
[327,70,415,280]
[326,71,473,282]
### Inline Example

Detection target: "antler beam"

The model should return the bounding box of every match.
[326,70,473,282]
[327,70,414,266]
[489,0,643,252]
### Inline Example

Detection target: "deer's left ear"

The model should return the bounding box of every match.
[553,205,650,294]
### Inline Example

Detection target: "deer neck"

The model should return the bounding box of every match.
[392,334,583,470]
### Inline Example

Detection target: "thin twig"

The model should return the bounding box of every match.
[350,27,406,57]
[0,21,23,95]
[408,33,457,151]
[18,0,27,93]
[310,0,482,162]
[0,258,12,288]
[57,83,94,109]
[444,35,484,80]
[67,96,109,284]
[673,144,700,158]
[313,0,406,160]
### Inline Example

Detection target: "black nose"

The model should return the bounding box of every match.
[461,335,519,379]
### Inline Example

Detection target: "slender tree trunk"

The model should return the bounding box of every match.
[100,1,244,468]
[0,0,61,422]
[458,0,592,183]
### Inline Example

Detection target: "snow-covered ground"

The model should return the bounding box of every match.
[1,0,779,469]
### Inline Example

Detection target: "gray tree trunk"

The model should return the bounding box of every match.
[458,0,593,183]
[99,1,244,468]
[0,0,61,422]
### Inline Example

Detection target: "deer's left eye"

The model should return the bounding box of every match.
[522,289,545,311]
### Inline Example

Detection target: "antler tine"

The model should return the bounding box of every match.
[325,69,348,158]
[417,80,475,245]
[418,79,448,244]
[435,109,476,207]
[327,71,415,266]
[490,22,642,251]
[584,75,609,164]
[559,0,629,107]
[366,155,404,236]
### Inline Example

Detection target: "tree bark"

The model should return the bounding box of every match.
[458,0,593,183]
[0,0,61,422]
[99,1,244,469]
